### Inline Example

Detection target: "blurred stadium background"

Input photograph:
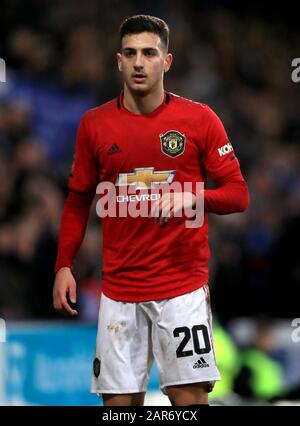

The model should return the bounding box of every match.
[1,0,300,406]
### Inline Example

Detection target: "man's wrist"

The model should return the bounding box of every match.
[56,266,72,274]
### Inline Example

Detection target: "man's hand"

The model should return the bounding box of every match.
[53,267,78,316]
[150,192,196,226]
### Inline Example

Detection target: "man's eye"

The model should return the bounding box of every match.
[145,51,155,56]
[124,51,134,57]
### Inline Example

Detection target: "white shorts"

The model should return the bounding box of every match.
[91,285,221,394]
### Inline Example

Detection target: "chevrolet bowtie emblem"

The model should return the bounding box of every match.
[115,167,176,189]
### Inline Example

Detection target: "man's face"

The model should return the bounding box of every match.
[117,32,172,95]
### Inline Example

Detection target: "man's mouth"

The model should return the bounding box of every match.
[132,74,147,82]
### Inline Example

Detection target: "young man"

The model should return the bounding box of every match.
[53,15,249,406]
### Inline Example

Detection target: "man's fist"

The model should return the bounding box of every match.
[53,267,78,316]
[150,191,196,226]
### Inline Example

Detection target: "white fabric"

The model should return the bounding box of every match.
[91,285,221,394]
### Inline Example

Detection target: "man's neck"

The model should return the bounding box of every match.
[123,84,165,115]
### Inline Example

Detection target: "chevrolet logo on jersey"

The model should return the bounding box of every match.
[115,167,176,189]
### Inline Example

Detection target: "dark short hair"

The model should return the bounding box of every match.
[119,15,169,51]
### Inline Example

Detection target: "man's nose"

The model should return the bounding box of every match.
[133,52,144,69]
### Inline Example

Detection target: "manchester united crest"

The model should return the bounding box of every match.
[160,130,186,158]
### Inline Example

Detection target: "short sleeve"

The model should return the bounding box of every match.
[68,114,98,193]
[202,106,241,181]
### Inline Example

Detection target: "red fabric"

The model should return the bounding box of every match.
[55,92,249,301]
[204,170,250,214]
[55,190,94,272]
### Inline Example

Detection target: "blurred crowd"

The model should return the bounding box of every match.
[0,0,300,322]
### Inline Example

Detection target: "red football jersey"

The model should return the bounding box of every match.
[68,92,244,302]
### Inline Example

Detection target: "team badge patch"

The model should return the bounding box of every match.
[93,357,101,378]
[160,130,186,158]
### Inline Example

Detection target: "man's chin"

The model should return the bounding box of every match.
[128,83,150,96]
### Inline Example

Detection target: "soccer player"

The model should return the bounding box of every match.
[53,15,249,406]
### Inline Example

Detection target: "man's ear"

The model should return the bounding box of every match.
[164,53,173,73]
[116,53,122,72]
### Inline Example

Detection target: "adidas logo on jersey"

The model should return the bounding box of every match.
[218,142,233,157]
[193,357,209,368]
[108,144,122,155]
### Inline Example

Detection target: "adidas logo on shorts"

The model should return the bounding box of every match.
[193,357,209,368]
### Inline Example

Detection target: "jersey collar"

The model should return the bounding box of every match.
[117,91,170,117]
